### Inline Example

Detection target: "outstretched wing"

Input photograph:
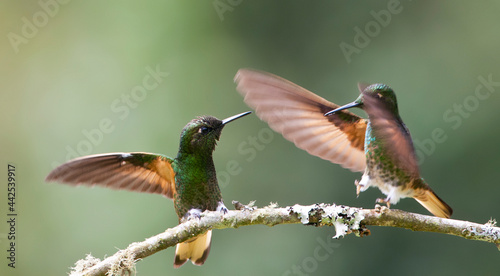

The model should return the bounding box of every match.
[235,68,367,172]
[46,152,176,198]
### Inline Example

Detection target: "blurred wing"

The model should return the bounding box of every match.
[46,152,176,199]
[235,68,367,172]
[362,94,420,177]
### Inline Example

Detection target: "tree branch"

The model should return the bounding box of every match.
[70,202,500,276]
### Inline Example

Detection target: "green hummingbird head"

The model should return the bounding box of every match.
[324,83,399,116]
[178,112,252,154]
[356,84,399,113]
[179,116,224,154]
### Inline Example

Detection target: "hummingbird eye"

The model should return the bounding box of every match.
[198,126,212,134]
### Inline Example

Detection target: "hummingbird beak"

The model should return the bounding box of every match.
[324,102,362,116]
[221,111,252,125]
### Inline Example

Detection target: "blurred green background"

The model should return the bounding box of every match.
[1,1,500,275]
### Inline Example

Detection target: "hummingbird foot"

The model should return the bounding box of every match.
[375,198,391,209]
[355,180,361,198]
[374,204,389,214]
[355,174,370,197]
[183,209,203,221]
[216,201,228,214]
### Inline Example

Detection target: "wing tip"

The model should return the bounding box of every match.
[45,173,55,182]
[234,68,255,83]
[45,168,64,183]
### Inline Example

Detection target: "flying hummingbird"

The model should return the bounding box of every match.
[45,111,251,267]
[235,69,452,218]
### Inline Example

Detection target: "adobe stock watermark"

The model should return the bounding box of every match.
[213,0,243,21]
[50,64,169,169]
[218,126,274,188]
[8,0,72,54]
[282,234,340,276]
[414,74,499,165]
[339,0,405,64]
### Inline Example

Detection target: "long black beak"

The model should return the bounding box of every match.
[324,102,361,116]
[222,111,252,125]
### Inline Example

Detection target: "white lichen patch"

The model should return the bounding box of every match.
[290,204,365,239]
[291,204,317,224]
[143,235,161,251]
[108,250,136,276]
[332,221,349,239]
[323,204,364,239]
[267,202,278,208]
[463,218,500,243]
[240,201,257,211]
[352,209,365,232]
[486,218,497,227]
[70,254,101,275]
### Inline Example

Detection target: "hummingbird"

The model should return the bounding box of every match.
[235,69,452,218]
[45,111,252,268]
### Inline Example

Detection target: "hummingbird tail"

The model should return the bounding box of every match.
[173,230,212,268]
[413,190,453,218]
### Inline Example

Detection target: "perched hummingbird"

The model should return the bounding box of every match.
[45,111,251,267]
[235,69,452,218]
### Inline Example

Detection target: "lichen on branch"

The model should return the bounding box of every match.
[69,202,500,276]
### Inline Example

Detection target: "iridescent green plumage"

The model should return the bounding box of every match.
[327,84,452,217]
[235,68,451,218]
[173,116,225,219]
[45,111,251,268]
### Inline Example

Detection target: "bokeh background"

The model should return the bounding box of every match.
[1,1,500,275]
